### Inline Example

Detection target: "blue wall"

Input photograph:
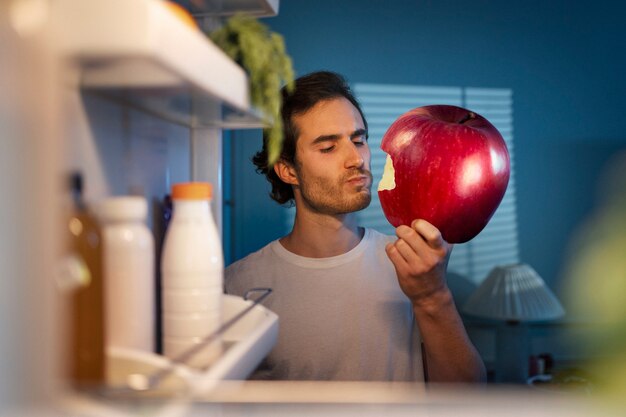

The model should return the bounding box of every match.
[229,0,626,304]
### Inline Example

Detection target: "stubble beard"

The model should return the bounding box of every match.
[295,168,373,216]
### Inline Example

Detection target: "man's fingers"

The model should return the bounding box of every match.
[390,221,450,277]
[385,242,409,274]
[411,219,445,249]
[393,237,423,265]
[396,224,430,258]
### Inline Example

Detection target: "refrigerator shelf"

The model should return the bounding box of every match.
[52,0,265,128]
[107,294,278,396]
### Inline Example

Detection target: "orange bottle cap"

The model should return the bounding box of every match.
[171,182,212,200]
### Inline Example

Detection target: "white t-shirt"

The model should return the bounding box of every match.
[224,228,424,381]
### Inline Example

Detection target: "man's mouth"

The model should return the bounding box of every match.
[347,175,369,185]
[346,171,373,187]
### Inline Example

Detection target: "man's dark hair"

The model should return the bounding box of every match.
[252,71,368,205]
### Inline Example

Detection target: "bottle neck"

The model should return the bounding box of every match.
[172,199,212,218]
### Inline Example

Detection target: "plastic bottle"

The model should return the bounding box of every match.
[96,196,155,353]
[161,182,223,368]
[62,173,106,387]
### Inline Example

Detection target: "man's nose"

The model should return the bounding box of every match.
[344,141,365,169]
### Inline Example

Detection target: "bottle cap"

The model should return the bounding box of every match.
[171,182,212,200]
[95,196,148,222]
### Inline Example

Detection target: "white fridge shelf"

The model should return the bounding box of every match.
[107,294,278,396]
[52,0,265,128]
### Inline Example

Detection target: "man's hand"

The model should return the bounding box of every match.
[385,219,486,383]
[385,219,452,309]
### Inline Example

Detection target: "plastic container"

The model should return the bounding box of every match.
[161,182,223,369]
[96,196,155,353]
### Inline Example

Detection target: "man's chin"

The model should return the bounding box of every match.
[351,193,372,212]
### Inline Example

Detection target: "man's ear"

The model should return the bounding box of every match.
[274,159,299,186]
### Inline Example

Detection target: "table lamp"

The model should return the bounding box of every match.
[462,263,565,383]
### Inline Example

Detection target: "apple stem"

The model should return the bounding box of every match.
[458,112,476,124]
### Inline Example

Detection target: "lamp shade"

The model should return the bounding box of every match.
[462,263,565,322]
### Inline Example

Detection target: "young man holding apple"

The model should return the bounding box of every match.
[225,71,486,382]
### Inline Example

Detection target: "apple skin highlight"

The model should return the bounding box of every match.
[377,105,510,244]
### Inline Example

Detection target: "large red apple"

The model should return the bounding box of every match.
[377,105,510,243]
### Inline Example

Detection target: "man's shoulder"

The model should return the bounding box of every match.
[224,240,278,295]
[225,241,275,276]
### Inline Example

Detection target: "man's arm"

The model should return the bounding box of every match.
[385,219,486,383]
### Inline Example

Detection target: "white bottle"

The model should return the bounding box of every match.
[161,182,223,369]
[95,196,155,353]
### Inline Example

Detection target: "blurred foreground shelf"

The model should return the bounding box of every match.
[107,295,278,397]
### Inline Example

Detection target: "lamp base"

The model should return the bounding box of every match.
[495,321,530,383]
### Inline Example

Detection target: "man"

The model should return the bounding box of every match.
[225,71,486,382]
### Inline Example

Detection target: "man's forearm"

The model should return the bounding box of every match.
[413,288,486,383]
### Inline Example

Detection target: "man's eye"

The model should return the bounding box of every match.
[320,146,335,153]
[353,138,366,146]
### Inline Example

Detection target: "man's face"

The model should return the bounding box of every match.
[291,97,372,215]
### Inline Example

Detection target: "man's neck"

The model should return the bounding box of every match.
[279,210,364,258]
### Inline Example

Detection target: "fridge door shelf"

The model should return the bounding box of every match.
[52,0,265,128]
[107,294,278,396]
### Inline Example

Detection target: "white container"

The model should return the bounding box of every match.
[162,287,224,314]
[161,182,223,369]
[95,196,155,353]
[162,311,222,338]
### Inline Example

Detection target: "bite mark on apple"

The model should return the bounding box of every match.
[378,153,396,191]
